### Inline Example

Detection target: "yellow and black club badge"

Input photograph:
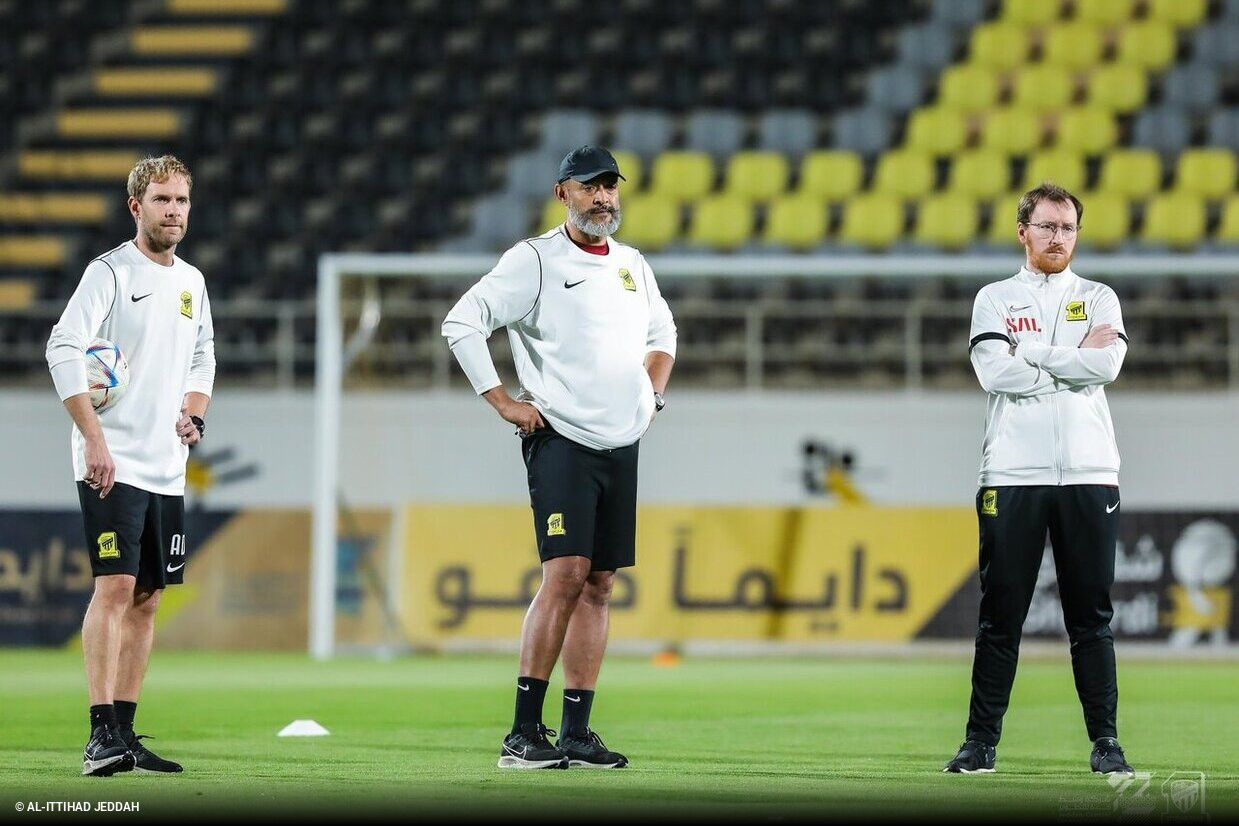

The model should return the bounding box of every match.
[547,513,565,536]
[619,268,636,291]
[1065,300,1087,321]
[97,531,119,559]
[180,290,193,319]
[981,489,998,516]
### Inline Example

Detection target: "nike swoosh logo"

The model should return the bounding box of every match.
[131,293,153,302]
[1008,304,1032,312]
[564,280,586,289]
[517,683,529,692]
[565,695,581,703]
[166,562,186,573]
[1106,503,1119,514]
[503,743,528,757]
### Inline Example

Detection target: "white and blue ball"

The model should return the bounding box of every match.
[86,338,129,412]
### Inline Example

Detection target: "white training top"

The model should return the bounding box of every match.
[442,225,677,450]
[46,240,216,495]
[969,266,1127,487]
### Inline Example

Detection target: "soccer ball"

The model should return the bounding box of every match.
[86,338,129,413]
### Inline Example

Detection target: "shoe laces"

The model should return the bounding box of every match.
[525,723,556,748]
[123,731,154,756]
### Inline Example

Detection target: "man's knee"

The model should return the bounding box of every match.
[540,557,590,602]
[580,571,615,607]
[91,575,137,612]
[129,587,162,620]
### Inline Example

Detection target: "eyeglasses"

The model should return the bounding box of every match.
[1023,221,1079,238]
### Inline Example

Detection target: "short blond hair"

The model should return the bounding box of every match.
[127,155,193,201]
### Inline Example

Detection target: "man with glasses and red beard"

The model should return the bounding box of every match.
[443,146,676,769]
[945,183,1134,776]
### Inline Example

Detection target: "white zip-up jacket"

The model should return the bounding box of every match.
[969,266,1127,487]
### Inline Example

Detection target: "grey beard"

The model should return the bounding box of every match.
[567,203,621,238]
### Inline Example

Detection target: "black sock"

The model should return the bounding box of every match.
[89,704,116,732]
[561,688,595,738]
[511,676,549,735]
[114,700,137,732]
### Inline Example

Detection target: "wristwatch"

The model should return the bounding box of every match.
[653,392,666,412]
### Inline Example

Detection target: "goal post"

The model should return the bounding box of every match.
[311,251,1239,659]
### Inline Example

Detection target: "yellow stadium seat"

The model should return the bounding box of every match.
[1043,24,1103,70]
[1086,63,1147,113]
[1012,64,1075,112]
[1141,192,1205,248]
[17,150,140,181]
[1023,150,1087,192]
[839,195,904,249]
[648,151,715,202]
[1075,193,1129,250]
[1175,150,1237,200]
[981,108,1044,155]
[1147,0,1206,27]
[56,109,181,139]
[609,150,643,191]
[614,195,680,251]
[0,193,109,223]
[797,151,863,201]
[1216,196,1239,244]
[0,279,35,310]
[686,195,754,250]
[948,151,1011,199]
[0,236,67,267]
[915,193,980,250]
[1097,150,1161,199]
[904,107,969,156]
[872,150,936,199]
[762,195,830,249]
[167,0,286,12]
[539,198,564,233]
[1116,22,1176,71]
[987,192,1024,246]
[1055,108,1117,154]
[1072,0,1135,25]
[724,151,791,202]
[94,67,217,97]
[1001,0,1064,26]
[938,64,1000,111]
[969,23,1030,70]
[131,26,254,56]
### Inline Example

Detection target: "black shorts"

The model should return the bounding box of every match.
[521,426,639,571]
[78,482,188,588]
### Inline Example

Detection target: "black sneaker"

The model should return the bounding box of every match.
[123,731,183,774]
[82,726,135,777]
[943,740,996,773]
[497,723,569,769]
[1091,737,1134,774]
[557,728,628,769]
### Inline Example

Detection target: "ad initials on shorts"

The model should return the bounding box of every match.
[981,490,998,516]
[97,531,119,559]
[547,513,565,536]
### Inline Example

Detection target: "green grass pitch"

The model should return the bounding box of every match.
[1,649,1235,821]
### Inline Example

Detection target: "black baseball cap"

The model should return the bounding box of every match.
[557,145,626,183]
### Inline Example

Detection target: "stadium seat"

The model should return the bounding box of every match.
[612,110,674,160]
[1075,193,1129,250]
[1055,108,1117,154]
[56,108,182,139]
[648,151,716,202]
[897,23,957,70]
[17,150,141,181]
[797,151,863,201]
[131,25,255,56]
[872,150,936,199]
[1147,0,1206,27]
[756,109,819,158]
[610,150,643,191]
[831,108,893,156]
[1023,150,1086,192]
[685,109,745,159]
[93,67,217,97]
[538,109,600,157]
[1097,150,1161,199]
[1116,22,1176,71]
[1087,63,1147,114]
[838,194,904,249]
[505,150,560,201]
[1161,64,1220,114]
[948,150,1011,198]
[914,193,980,250]
[0,193,108,223]
[1192,24,1239,69]
[0,236,67,267]
[986,192,1024,246]
[1174,150,1237,200]
[1012,64,1074,112]
[1073,0,1136,25]
[931,0,988,29]
[1216,196,1239,244]
[865,65,925,113]
[1141,192,1206,248]
[724,152,791,202]
[938,64,1000,111]
[1043,24,1103,70]
[1131,107,1191,156]
[539,197,564,233]
[613,195,679,251]
[762,195,830,249]
[1207,109,1239,153]
[981,108,1043,154]
[1000,0,1063,26]
[686,195,754,250]
[904,107,969,156]
[969,22,1029,70]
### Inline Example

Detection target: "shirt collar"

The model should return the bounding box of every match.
[1016,265,1076,287]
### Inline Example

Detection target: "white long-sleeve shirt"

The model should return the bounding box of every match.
[442,225,677,450]
[46,240,216,495]
[969,266,1127,487]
